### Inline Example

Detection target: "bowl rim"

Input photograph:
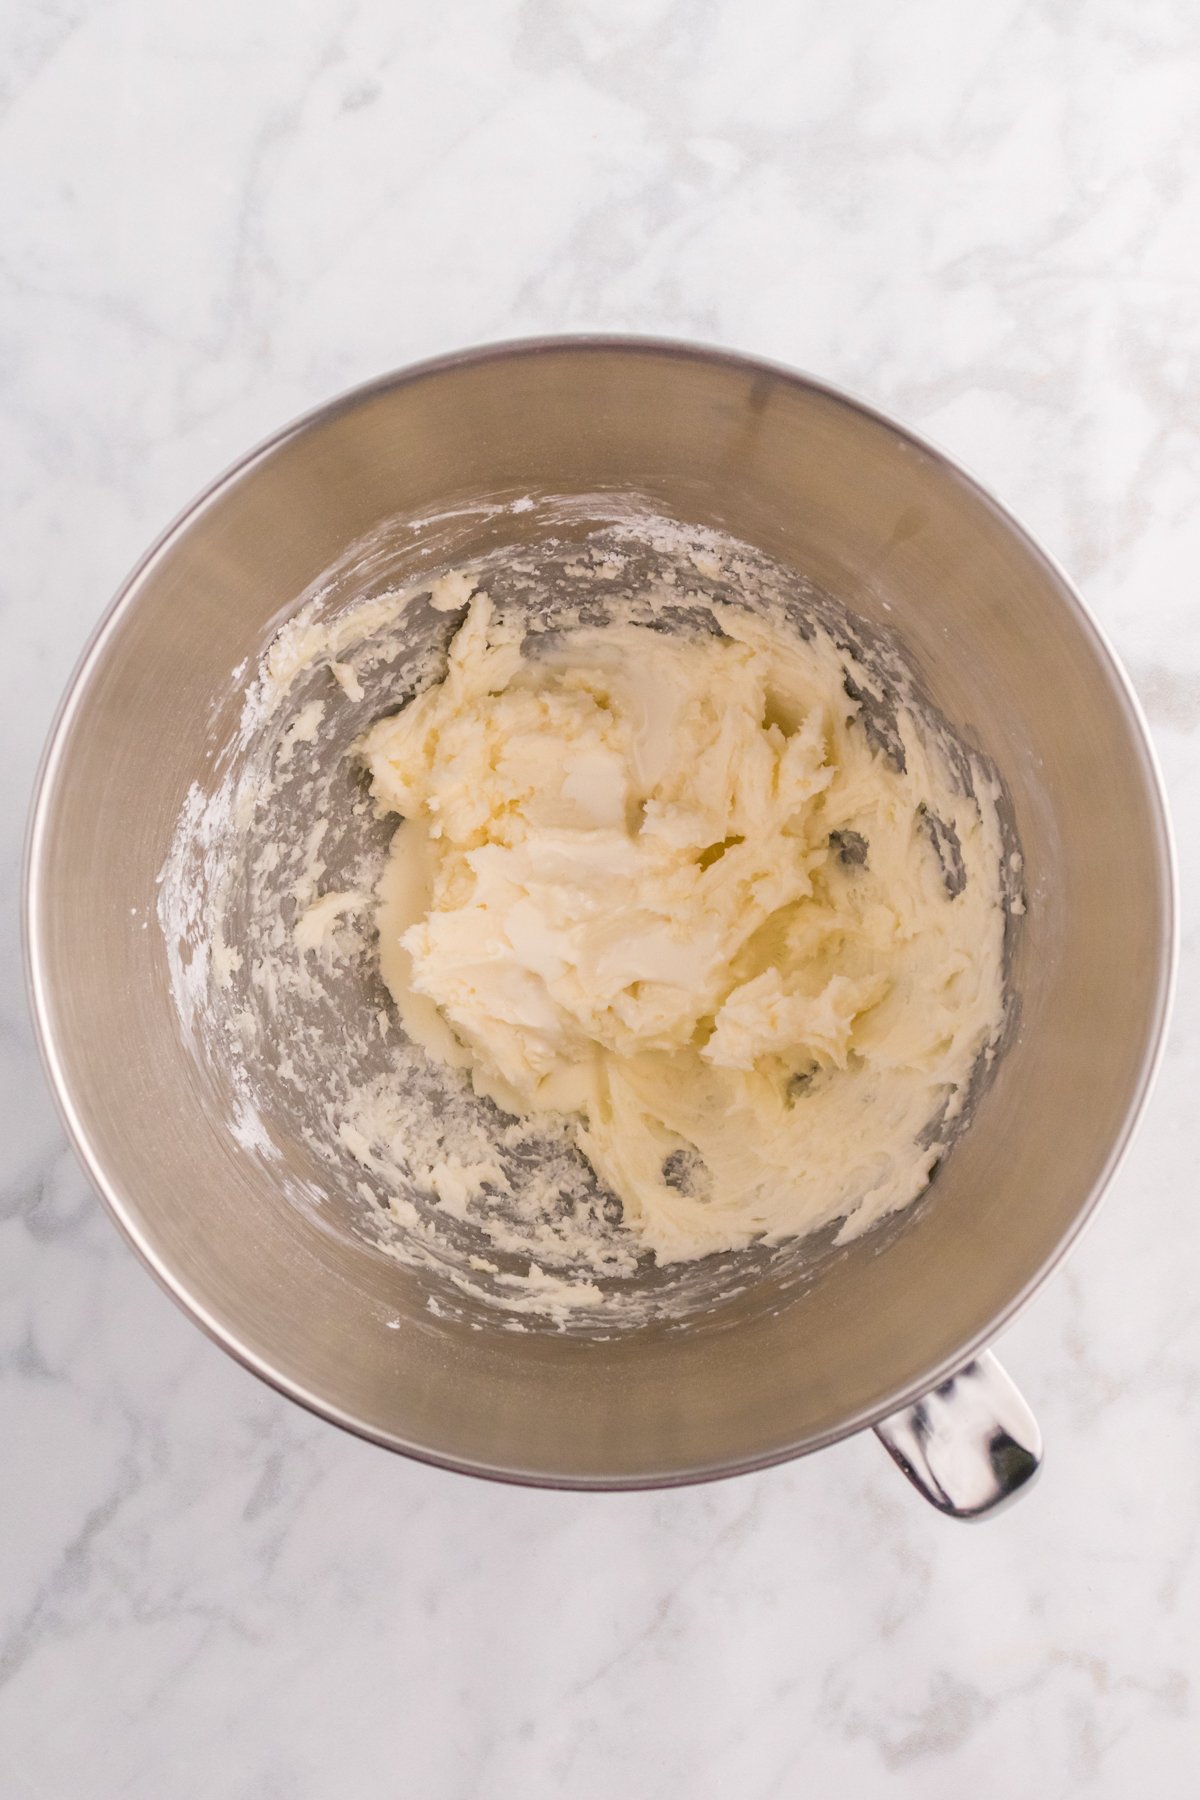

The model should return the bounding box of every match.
[22,333,1180,1489]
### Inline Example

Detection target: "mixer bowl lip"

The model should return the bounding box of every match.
[22,334,1179,1489]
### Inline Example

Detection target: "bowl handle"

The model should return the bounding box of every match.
[874,1350,1042,1519]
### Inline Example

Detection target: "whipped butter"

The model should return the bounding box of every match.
[363,588,1007,1264]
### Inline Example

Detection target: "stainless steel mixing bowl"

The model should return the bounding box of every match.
[24,338,1175,1514]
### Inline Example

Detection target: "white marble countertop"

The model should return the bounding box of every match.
[3,2,1198,1793]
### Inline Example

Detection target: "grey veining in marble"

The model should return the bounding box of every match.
[3,1,1199,1793]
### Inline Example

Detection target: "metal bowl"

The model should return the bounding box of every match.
[24,338,1176,1508]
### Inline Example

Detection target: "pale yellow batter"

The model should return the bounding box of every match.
[362,589,1007,1264]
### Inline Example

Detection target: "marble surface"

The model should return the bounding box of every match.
[3,1,1198,1793]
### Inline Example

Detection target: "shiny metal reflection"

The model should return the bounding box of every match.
[876,1352,1042,1519]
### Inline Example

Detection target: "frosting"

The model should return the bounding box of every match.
[363,590,1007,1263]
